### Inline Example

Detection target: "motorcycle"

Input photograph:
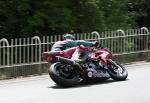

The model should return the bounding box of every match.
[42,45,128,87]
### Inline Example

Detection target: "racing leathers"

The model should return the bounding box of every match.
[50,39,97,62]
[51,39,96,52]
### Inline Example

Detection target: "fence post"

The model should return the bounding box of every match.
[91,31,100,42]
[141,27,150,62]
[32,36,42,62]
[116,29,125,36]
[116,29,126,53]
[0,38,10,66]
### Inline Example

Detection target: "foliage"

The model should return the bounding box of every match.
[126,0,150,27]
[0,0,149,38]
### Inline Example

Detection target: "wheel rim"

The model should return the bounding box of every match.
[115,65,124,76]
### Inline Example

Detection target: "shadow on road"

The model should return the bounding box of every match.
[49,78,129,89]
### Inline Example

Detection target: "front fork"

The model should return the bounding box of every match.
[99,59,113,70]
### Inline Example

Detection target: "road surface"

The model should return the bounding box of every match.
[0,62,150,103]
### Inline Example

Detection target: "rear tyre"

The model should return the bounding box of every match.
[49,62,82,87]
[107,60,128,81]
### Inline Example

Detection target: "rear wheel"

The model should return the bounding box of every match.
[107,60,128,81]
[49,62,82,87]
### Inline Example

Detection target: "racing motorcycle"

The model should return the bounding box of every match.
[42,45,128,87]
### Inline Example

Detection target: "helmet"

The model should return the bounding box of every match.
[63,34,75,40]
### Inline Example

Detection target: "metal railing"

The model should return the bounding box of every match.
[0,27,150,68]
[99,27,150,55]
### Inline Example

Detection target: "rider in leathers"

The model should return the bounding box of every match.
[51,34,97,52]
[51,34,98,61]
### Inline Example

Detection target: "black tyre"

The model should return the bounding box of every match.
[49,62,82,87]
[107,60,128,81]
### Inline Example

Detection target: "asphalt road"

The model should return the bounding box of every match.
[0,62,150,103]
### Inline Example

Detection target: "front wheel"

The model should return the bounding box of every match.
[107,60,128,81]
[49,62,82,87]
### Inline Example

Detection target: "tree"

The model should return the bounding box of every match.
[126,0,150,28]
[0,0,149,38]
[70,0,105,32]
[97,0,136,30]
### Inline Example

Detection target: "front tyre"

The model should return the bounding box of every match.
[49,62,82,87]
[107,60,128,81]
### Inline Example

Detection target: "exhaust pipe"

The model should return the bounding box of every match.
[55,56,76,65]
[55,56,85,75]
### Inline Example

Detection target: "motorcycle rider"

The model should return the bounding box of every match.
[50,34,99,61]
[51,33,98,52]
[41,34,98,62]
